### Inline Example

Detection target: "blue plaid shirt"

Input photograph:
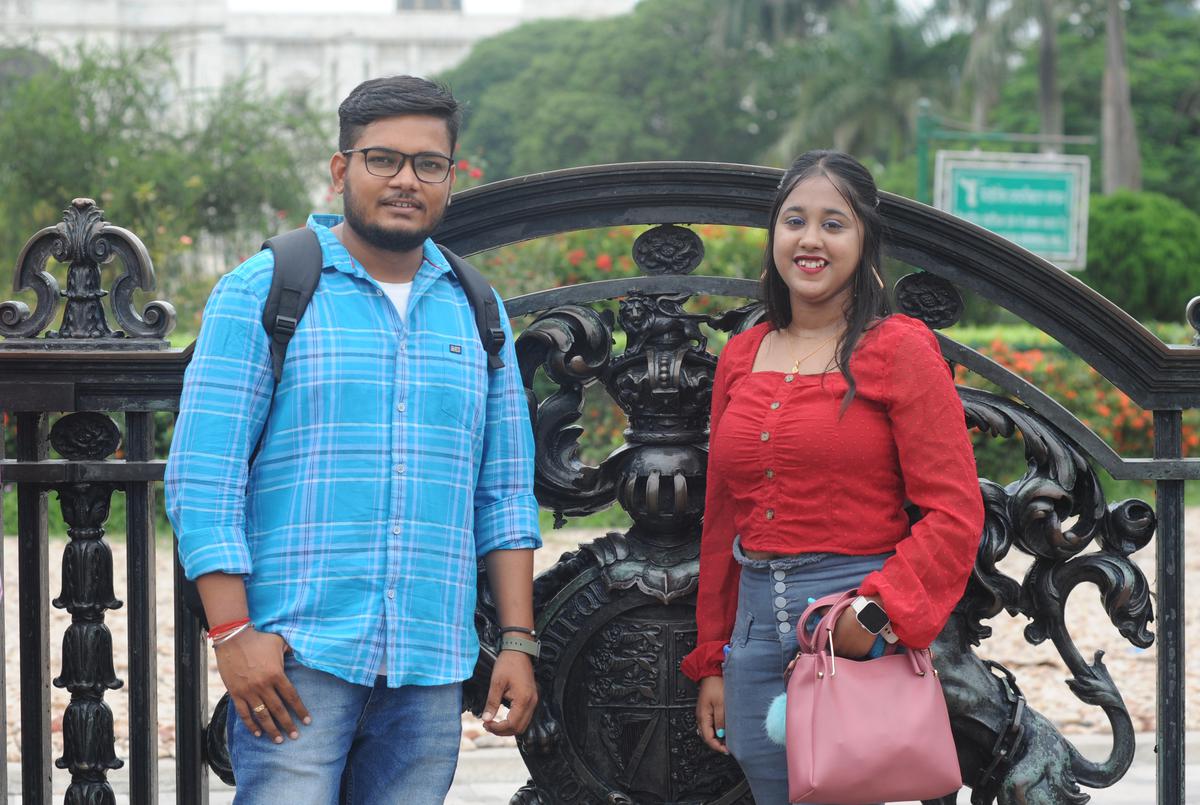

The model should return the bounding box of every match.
[165,215,541,687]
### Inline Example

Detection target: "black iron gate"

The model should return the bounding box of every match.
[1,164,1195,804]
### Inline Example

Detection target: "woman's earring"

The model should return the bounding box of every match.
[872,266,885,289]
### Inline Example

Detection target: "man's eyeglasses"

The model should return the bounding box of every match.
[342,148,453,183]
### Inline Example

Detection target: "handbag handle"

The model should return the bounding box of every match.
[793,588,933,676]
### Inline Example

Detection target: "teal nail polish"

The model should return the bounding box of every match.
[807,597,816,604]
[716,728,726,739]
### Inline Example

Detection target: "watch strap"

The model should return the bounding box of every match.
[499,633,541,659]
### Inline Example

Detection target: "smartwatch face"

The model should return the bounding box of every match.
[856,601,889,634]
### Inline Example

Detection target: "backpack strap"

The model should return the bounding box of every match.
[437,245,506,370]
[262,228,324,383]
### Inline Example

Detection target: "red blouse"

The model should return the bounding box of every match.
[680,315,985,681]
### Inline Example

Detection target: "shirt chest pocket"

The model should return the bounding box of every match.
[418,335,487,431]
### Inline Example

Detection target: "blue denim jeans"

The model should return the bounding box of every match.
[228,653,463,805]
[723,540,890,805]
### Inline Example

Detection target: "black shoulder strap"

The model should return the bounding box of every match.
[262,228,324,383]
[437,244,506,370]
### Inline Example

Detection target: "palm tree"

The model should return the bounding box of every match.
[929,0,1063,144]
[767,1,952,164]
[711,0,848,48]
[1101,0,1141,191]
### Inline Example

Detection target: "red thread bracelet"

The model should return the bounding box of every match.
[206,616,250,640]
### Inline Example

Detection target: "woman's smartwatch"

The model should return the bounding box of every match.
[851,596,898,644]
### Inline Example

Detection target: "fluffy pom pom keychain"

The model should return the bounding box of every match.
[765,692,788,745]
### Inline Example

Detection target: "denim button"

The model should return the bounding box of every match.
[776,611,789,622]
[773,570,786,581]
[778,622,792,633]
[775,596,787,608]
[774,581,786,593]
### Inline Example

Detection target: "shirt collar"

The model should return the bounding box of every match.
[304,213,450,281]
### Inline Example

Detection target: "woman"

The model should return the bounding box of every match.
[680,151,985,804]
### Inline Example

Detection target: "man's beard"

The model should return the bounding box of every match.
[342,181,442,253]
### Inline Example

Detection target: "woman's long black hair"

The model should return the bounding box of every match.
[759,150,891,411]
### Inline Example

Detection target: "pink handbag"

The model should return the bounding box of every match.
[784,590,961,805]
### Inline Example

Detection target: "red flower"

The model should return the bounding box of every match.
[567,248,586,266]
[596,254,613,271]
[469,168,483,179]
[457,160,470,170]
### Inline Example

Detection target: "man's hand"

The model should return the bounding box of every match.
[214,627,311,744]
[481,650,538,736]
[695,675,728,754]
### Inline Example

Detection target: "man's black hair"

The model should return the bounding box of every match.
[337,75,462,153]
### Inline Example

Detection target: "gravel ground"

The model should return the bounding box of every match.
[5,511,1199,765]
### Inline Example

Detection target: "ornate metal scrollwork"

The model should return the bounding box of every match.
[0,198,175,347]
[935,388,1155,805]
[895,271,965,329]
[1187,295,1200,346]
[468,225,757,803]
[49,413,126,802]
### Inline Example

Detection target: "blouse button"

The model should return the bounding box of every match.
[770,401,781,410]
[765,468,775,479]
[784,374,795,382]
[760,431,770,442]
[765,509,775,520]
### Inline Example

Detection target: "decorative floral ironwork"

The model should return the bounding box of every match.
[0,198,175,346]
[1188,295,1200,346]
[895,271,965,329]
[632,224,705,275]
[49,413,126,802]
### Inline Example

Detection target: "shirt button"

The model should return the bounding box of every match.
[773,570,786,581]
[392,525,401,535]
[765,468,775,479]
[760,431,770,442]
[765,509,775,520]
[386,590,395,599]
[775,611,789,622]
[774,581,786,593]
[784,374,795,382]
[770,401,781,410]
[397,402,406,413]
[400,343,408,352]
[778,622,792,634]
[394,463,405,474]
[774,596,787,608]
[376,289,384,297]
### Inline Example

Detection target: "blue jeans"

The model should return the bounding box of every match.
[723,540,890,805]
[228,653,463,805]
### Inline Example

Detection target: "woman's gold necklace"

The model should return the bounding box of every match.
[782,331,837,374]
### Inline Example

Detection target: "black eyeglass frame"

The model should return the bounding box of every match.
[341,147,455,183]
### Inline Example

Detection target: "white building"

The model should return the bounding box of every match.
[0,0,639,110]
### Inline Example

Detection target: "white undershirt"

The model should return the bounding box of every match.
[378,280,413,324]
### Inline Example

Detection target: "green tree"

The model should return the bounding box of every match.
[0,45,330,311]
[991,1,1200,211]
[440,0,784,178]
[1081,190,1200,322]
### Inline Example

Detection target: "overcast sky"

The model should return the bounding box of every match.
[228,0,522,12]
[228,0,929,15]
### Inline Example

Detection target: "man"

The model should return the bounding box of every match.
[165,75,541,804]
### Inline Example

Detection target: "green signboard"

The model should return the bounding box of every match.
[934,151,1090,269]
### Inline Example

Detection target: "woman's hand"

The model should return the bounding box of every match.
[696,675,729,754]
[829,595,885,659]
